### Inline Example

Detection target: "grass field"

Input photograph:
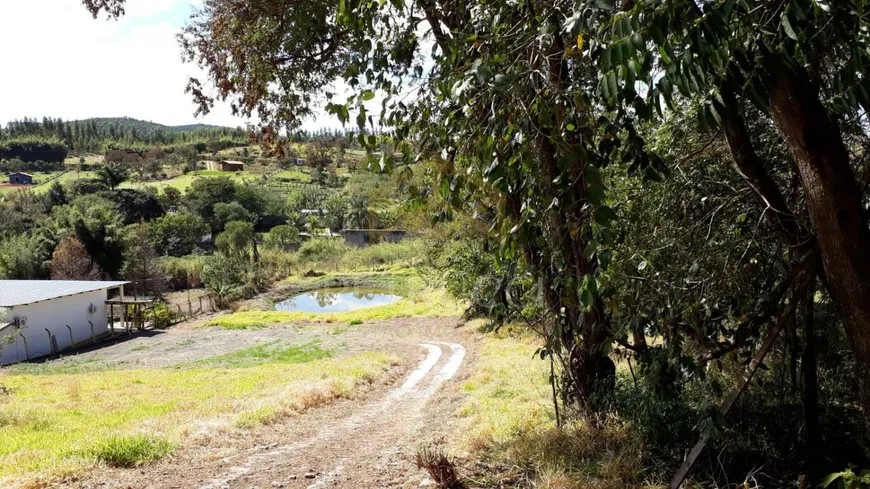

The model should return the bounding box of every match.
[122,170,269,192]
[0,348,397,483]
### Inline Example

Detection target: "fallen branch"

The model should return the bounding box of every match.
[669,258,817,489]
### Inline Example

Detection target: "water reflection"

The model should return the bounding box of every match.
[274,288,403,313]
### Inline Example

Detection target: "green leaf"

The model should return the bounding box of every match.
[607,71,618,101]
[822,472,843,488]
[659,45,673,64]
[594,205,617,226]
[360,90,376,101]
[781,14,799,41]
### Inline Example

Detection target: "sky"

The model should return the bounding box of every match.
[0,0,335,130]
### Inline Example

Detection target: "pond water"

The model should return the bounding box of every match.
[273,288,403,313]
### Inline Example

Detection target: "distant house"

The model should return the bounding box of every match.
[7,172,33,185]
[217,160,245,172]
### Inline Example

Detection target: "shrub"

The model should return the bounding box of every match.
[201,254,244,307]
[86,434,174,468]
[341,239,426,271]
[146,303,175,328]
[298,238,351,265]
[161,255,205,290]
[259,249,299,279]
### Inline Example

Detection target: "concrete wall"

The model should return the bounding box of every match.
[0,289,109,366]
[341,229,407,247]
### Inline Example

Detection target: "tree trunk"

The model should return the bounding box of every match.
[768,67,870,431]
[718,85,809,249]
[801,277,822,479]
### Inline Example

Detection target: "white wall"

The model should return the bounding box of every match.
[0,289,110,366]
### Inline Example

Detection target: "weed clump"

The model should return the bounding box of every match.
[86,435,174,468]
[415,446,465,489]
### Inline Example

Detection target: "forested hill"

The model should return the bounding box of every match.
[0,116,248,155]
[76,118,230,134]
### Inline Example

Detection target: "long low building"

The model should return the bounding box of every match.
[0,280,128,366]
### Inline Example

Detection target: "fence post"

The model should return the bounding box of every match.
[20,333,28,360]
[45,329,55,355]
[65,325,74,350]
[188,300,193,316]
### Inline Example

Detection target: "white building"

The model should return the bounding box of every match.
[0,280,128,366]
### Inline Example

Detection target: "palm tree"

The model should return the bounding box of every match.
[346,196,370,229]
[96,162,128,190]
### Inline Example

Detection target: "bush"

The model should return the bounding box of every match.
[340,239,426,270]
[298,238,351,265]
[68,178,109,197]
[146,303,175,328]
[161,255,205,290]
[201,254,244,307]
[260,249,299,279]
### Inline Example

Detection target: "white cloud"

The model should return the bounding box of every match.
[0,0,336,130]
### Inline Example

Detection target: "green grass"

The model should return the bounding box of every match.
[204,288,461,329]
[84,434,175,468]
[457,328,553,449]
[189,341,331,368]
[0,351,396,483]
[456,326,654,488]
[274,168,311,181]
[122,170,265,192]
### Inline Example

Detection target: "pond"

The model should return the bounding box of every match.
[274,288,403,313]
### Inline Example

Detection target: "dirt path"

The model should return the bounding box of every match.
[67,318,477,489]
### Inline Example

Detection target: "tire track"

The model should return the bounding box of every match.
[202,341,465,489]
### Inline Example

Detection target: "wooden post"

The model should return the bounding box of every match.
[669,296,804,489]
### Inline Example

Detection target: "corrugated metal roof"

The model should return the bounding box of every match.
[0,280,129,307]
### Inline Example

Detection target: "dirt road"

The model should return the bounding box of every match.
[69,317,477,489]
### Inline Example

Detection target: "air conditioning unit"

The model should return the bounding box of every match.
[88,303,97,314]
[15,317,27,328]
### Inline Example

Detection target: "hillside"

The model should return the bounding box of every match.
[71,117,235,135]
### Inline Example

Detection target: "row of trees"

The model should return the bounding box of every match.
[1,117,248,154]
[0,137,68,163]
